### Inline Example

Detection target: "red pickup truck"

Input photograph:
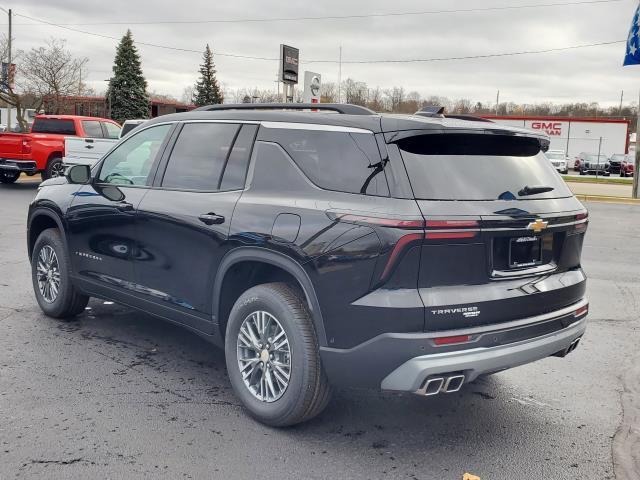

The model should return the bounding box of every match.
[0,115,121,184]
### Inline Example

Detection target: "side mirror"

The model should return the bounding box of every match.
[66,164,91,184]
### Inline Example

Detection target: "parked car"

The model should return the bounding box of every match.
[64,119,146,168]
[577,153,610,176]
[0,115,121,184]
[545,150,569,174]
[610,154,635,177]
[27,103,588,426]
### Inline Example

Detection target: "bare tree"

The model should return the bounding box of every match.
[384,87,405,112]
[452,98,473,114]
[0,34,30,130]
[342,78,368,106]
[367,87,384,112]
[320,82,337,103]
[21,38,88,115]
[181,85,195,104]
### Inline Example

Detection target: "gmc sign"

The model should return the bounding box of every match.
[531,121,562,136]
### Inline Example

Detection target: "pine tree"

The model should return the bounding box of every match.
[193,44,223,106]
[106,30,150,123]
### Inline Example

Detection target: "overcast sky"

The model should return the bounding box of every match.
[5,0,640,106]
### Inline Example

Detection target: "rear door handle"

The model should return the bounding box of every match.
[198,212,225,225]
[85,145,94,149]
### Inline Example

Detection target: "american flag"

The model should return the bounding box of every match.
[624,4,640,66]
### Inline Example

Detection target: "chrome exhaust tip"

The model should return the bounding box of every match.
[443,374,465,393]
[418,377,445,396]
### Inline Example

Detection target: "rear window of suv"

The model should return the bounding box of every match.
[31,118,76,135]
[397,133,572,201]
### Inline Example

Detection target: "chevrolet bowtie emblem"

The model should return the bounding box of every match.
[527,218,548,233]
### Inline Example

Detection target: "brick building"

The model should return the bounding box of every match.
[43,95,195,119]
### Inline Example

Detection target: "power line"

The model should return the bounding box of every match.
[8,10,624,65]
[12,11,279,61]
[305,40,625,64]
[9,0,623,25]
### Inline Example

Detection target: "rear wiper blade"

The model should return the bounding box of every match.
[518,185,555,196]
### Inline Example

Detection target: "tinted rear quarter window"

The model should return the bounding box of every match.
[31,119,76,135]
[263,128,389,196]
[397,133,571,200]
[161,123,240,191]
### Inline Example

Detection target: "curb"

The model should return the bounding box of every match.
[574,194,640,205]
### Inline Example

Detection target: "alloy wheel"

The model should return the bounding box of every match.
[37,245,61,303]
[236,310,291,403]
[50,161,64,178]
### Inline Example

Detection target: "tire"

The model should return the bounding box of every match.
[579,169,585,176]
[31,228,89,318]
[225,282,331,427]
[43,156,64,180]
[621,171,626,178]
[0,171,20,184]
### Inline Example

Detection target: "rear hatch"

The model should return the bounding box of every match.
[392,131,588,332]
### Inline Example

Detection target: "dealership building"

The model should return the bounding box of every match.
[481,115,631,158]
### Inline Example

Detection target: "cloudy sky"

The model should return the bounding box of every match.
[4,0,640,106]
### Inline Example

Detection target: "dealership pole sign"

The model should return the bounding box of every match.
[279,44,299,84]
[303,71,321,103]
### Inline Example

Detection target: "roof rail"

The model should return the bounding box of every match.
[194,103,376,116]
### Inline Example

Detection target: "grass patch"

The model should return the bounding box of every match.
[562,175,633,185]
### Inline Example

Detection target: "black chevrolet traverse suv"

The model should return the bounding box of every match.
[28,103,588,426]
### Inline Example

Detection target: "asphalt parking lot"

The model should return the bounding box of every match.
[1,181,639,480]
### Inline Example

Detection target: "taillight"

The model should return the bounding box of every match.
[21,138,32,154]
[425,218,479,240]
[574,304,588,317]
[380,232,424,279]
[573,212,588,233]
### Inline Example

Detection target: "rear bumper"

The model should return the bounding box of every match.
[0,158,38,173]
[320,298,588,390]
[381,316,586,391]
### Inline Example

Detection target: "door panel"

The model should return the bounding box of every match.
[135,190,242,317]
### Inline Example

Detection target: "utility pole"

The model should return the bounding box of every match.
[620,90,624,116]
[495,90,500,115]
[337,45,342,104]
[7,8,12,132]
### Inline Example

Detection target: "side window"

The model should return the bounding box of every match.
[219,124,257,190]
[102,122,121,139]
[82,120,104,138]
[98,124,172,186]
[264,128,389,196]
[161,123,240,191]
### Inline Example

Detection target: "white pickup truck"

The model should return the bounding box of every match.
[63,119,146,167]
